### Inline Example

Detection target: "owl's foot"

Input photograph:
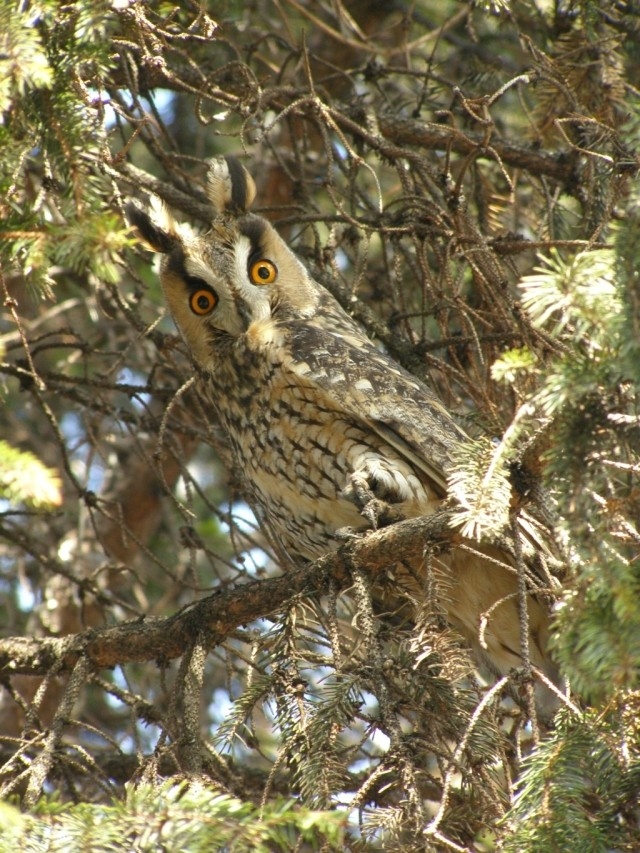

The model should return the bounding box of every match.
[343,472,404,531]
[334,525,364,541]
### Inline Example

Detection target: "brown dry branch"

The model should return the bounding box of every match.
[0,513,452,677]
[114,79,580,188]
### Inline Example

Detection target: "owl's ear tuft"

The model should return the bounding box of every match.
[126,197,179,254]
[206,155,256,215]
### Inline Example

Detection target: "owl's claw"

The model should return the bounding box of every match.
[334,525,364,541]
[344,472,403,531]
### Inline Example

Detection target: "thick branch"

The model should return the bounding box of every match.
[373,115,575,184]
[0,514,452,677]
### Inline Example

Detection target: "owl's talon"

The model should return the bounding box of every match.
[343,473,379,529]
[334,526,364,541]
[367,499,404,529]
[343,473,403,531]
[361,497,383,530]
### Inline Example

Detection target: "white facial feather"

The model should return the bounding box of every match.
[147,195,196,242]
[232,235,272,324]
[182,253,246,338]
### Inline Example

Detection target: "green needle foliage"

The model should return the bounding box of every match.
[504,710,640,852]
[0,782,345,852]
[509,239,640,702]
[0,440,62,509]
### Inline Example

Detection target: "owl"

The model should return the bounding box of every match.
[127,156,561,718]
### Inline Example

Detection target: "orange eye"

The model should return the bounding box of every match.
[189,288,217,315]
[249,259,277,285]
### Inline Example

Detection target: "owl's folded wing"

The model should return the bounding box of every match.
[283,319,469,497]
[283,317,558,561]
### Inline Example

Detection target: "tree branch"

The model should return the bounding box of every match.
[0,514,453,677]
[107,57,577,190]
[373,114,576,184]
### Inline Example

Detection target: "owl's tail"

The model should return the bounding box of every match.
[373,536,563,723]
[442,543,562,722]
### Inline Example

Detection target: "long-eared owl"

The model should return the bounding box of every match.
[127,155,561,718]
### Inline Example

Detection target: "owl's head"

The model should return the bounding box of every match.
[127,156,318,368]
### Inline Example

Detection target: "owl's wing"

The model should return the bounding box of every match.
[283,317,559,564]
[287,313,560,559]
[284,319,469,496]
